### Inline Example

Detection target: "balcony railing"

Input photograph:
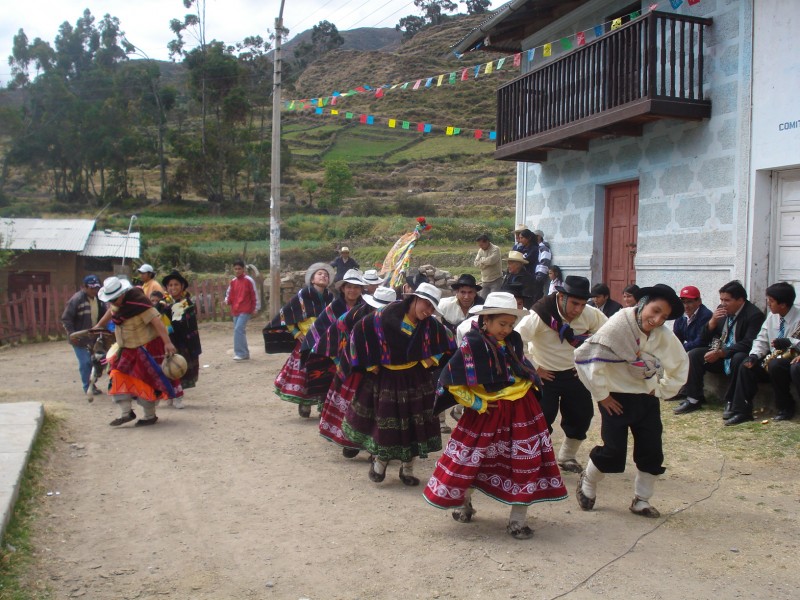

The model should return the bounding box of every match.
[495,11,713,162]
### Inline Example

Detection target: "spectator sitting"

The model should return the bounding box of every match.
[588,283,622,318]
[672,285,713,352]
[501,251,537,309]
[621,284,640,308]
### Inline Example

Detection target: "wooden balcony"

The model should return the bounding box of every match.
[495,12,713,162]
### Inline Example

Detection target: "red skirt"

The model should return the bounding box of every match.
[274,343,335,406]
[109,338,183,402]
[319,372,363,449]
[424,391,567,507]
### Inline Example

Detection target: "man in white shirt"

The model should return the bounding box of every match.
[473,234,503,299]
[437,274,483,333]
[516,275,607,473]
[726,282,800,424]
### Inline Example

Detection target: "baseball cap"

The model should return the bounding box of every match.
[679,285,700,299]
[83,275,101,288]
[137,263,155,274]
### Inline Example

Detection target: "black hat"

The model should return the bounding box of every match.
[450,273,482,292]
[555,275,592,300]
[501,282,532,299]
[634,284,684,320]
[405,272,429,291]
[162,270,189,290]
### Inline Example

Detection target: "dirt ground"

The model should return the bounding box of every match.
[2,320,799,600]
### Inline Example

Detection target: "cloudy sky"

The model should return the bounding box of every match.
[1,1,497,85]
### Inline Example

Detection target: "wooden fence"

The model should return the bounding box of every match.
[0,279,237,345]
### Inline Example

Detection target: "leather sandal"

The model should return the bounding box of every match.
[451,501,476,523]
[558,458,583,474]
[629,496,660,518]
[368,459,386,483]
[506,523,534,540]
[298,404,312,418]
[398,466,420,486]
[576,471,596,511]
[134,416,159,427]
[342,447,360,459]
[109,410,136,427]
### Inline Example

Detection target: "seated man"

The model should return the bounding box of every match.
[725,282,800,425]
[674,280,765,416]
[673,285,713,352]
[501,251,537,309]
[588,283,622,318]
[437,274,484,332]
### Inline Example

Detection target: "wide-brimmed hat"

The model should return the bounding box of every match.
[137,263,155,274]
[450,273,482,291]
[513,223,527,233]
[405,272,429,291]
[635,284,685,320]
[555,275,592,300]
[340,246,350,253]
[362,269,384,285]
[162,270,189,290]
[305,262,335,286]
[410,282,442,311]
[83,274,101,288]
[506,251,529,265]
[364,286,397,309]
[468,292,529,324]
[162,354,188,379]
[335,268,367,290]
[501,282,532,300]
[98,276,133,302]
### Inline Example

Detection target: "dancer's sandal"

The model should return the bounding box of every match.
[109,410,136,427]
[134,416,158,427]
[629,496,660,518]
[298,404,312,418]
[506,523,534,540]
[398,466,420,486]
[576,471,596,511]
[451,501,476,523]
[342,447,360,459]
[558,458,583,474]
[368,459,386,483]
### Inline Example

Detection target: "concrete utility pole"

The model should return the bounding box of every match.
[269,0,287,318]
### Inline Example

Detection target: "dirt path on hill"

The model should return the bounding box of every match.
[2,320,799,599]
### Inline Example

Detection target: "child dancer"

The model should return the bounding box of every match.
[424,292,568,539]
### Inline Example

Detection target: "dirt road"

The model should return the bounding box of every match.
[2,321,799,599]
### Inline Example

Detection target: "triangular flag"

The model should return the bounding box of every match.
[417,123,425,132]
[474,129,483,139]
[577,32,586,46]
[332,91,341,97]
[322,97,329,106]
[366,116,374,125]
[474,64,481,78]
[345,112,353,119]
[630,10,641,18]
[687,0,701,4]
[489,131,497,140]
[402,121,410,130]
[390,83,400,90]
[461,68,469,81]
[496,57,506,70]
[670,0,684,6]
[543,43,552,57]
[388,119,396,128]
[331,97,338,105]
[402,82,409,89]
[437,74,444,86]
[288,101,295,109]
[594,25,604,37]
[561,37,572,50]
[611,18,622,30]
[363,85,372,91]
[527,48,535,61]
[513,53,521,67]
[331,109,339,115]
[425,77,433,87]
[449,72,456,84]
[413,79,422,90]
[446,126,454,136]
[359,114,367,124]
[485,61,493,74]
[315,107,323,114]
[423,124,432,133]
[316,98,323,107]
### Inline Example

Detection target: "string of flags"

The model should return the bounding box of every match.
[283,0,704,137]
[285,103,497,140]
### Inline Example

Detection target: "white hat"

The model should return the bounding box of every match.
[410,282,442,311]
[305,262,335,287]
[364,286,397,309]
[468,292,529,325]
[363,269,383,285]
[340,246,350,253]
[335,269,367,290]
[137,263,155,274]
[98,276,133,302]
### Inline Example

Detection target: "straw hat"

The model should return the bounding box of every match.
[468,292,529,324]
[334,269,367,290]
[98,276,133,302]
[161,354,188,380]
[364,286,397,309]
[305,263,335,286]
[513,223,527,233]
[506,251,529,265]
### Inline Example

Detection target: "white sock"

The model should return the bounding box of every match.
[687,396,700,405]
[112,394,133,416]
[136,398,157,419]
[634,470,658,501]
[558,437,582,463]
[582,460,605,499]
[401,459,415,477]
[509,504,528,525]
[373,459,388,475]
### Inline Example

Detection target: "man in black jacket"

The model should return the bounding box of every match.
[587,283,622,318]
[61,275,106,395]
[674,280,765,416]
[501,251,537,309]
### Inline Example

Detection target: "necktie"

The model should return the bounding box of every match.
[778,316,786,339]
[723,316,735,375]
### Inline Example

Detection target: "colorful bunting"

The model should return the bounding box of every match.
[359,114,367,124]
[402,121,410,130]
[473,64,481,78]
[417,123,425,132]
[497,57,506,70]
[513,53,521,67]
[366,116,374,125]
[527,48,535,62]
[561,37,572,51]
[425,77,433,88]
[437,74,444,86]
[670,0,683,7]
[448,72,456,84]
[577,32,586,46]
[489,131,497,140]
[345,112,353,119]
[413,79,421,90]
[388,119,396,128]
[375,88,384,99]
[474,129,483,139]
[687,0,701,4]
[446,126,454,136]
[594,25,604,37]
[485,61,493,74]
[630,10,641,18]
[315,107,323,114]
[461,68,469,81]
[611,18,623,30]
[424,124,432,133]
[331,109,338,115]
[543,43,552,57]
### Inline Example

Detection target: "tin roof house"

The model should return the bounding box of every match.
[457,0,800,303]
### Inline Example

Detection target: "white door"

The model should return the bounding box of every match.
[771,169,800,285]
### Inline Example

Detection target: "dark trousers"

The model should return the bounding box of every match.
[539,370,594,440]
[679,346,747,403]
[589,393,665,476]
[731,357,798,417]
[531,273,548,304]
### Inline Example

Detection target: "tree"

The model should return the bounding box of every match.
[292,20,344,72]
[321,160,354,213]
[396,16,427,41]
[396,1,458,41]
[301,179,318,207]
[463,0,491,14]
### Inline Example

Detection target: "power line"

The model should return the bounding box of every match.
[348,0,416,29]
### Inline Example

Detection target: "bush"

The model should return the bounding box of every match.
[394,194,435,218]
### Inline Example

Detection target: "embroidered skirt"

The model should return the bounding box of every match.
[109,339,182,402]
[424,391,567,508]
[342,364,442,462]
[319,372,364,449]
[274,344,335,406]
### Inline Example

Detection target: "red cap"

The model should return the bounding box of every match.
[679,285,700,299]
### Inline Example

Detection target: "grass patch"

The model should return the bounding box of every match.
[323,132,411,162]
[388,136,492,163]
[0,409,62,600]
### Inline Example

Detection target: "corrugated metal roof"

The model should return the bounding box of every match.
[0,218,96,251]
[79,230,141,259]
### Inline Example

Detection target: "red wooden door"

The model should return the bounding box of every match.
[603,181,638,302]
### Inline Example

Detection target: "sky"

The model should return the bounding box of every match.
[1,0,497,85]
